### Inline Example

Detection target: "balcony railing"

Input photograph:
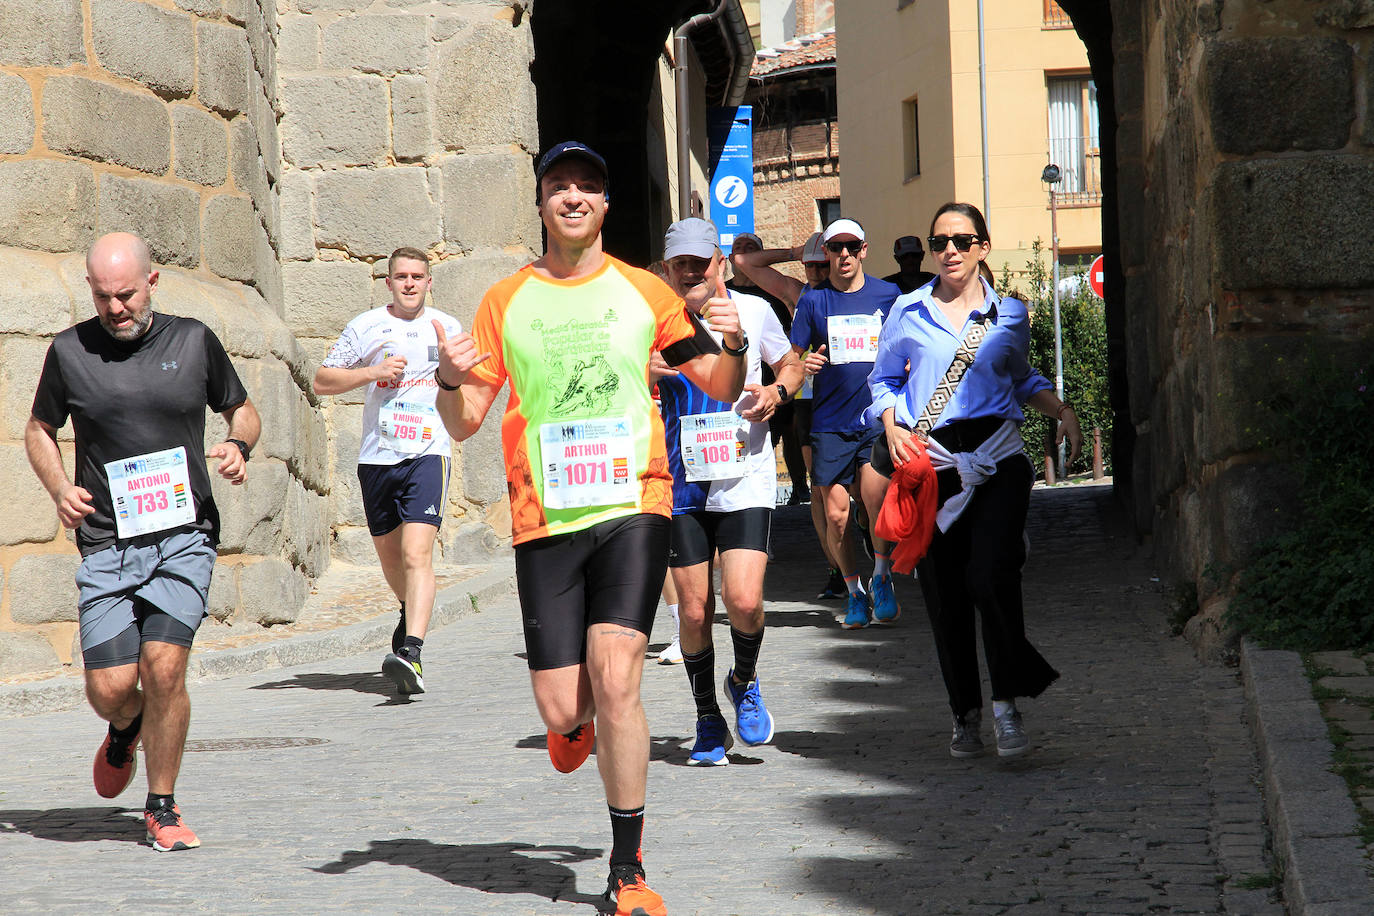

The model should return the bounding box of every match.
[1043,0,1073,29]
[1047,135,1102,205]
[754,119,839,168]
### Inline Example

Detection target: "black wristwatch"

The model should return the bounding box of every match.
[776,384,792,404]
[226,438,251,462]
[721,332,749,357]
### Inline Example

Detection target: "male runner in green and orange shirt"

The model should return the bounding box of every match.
[431,141,746,916]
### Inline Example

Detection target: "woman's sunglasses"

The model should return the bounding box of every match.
[927,234,981,253]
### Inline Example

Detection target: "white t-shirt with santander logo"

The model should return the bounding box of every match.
[322,305,464,466]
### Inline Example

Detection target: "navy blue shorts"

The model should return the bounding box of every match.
[357,455,450,536]
[809,428,880,488]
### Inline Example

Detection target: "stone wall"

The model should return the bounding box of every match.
[274,0,537,565]
[1111,0,1374,657]
[0,0,538,677]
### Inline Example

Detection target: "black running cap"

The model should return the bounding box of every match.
[535,141,608,183]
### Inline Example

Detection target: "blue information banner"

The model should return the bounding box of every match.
[707,105,754,248]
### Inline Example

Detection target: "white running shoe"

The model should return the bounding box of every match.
[657,635,683,664]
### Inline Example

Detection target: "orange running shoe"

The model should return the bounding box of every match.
[547,721,594,773]
[144,803,200,852]
[93,727,139,799]
[604,862,667,916]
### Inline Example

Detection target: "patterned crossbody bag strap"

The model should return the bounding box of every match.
[913,313,992,439]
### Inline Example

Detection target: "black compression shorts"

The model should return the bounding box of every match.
[513,513,669,670]
[667,508,772,567]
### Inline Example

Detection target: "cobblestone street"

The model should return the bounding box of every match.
[0,485,1282,914]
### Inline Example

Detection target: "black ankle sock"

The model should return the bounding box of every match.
[682,646,719,719]
[146,793,174,812]
[729,626,764,686]
[110,712,142,741]
[400,636,423,660]
[608,804,644,868]
[399,601,406,618]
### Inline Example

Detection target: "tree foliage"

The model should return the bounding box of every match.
[997,240,1111,477]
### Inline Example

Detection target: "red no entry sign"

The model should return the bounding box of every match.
[1088,254,1105,298]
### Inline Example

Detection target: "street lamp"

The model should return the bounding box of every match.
[1040,163,1066,481]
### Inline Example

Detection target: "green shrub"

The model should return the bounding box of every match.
[998,240,1111,477]
[1224,359,1374,650]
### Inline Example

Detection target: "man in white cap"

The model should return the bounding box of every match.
[884,235,937,294]
[654,218,803,766]
[789,218,903,629]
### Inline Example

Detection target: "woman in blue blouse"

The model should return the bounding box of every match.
[866,202,1081,758]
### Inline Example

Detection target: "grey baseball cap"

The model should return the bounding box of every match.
[663,218,720,260]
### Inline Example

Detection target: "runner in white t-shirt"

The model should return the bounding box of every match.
[313,247,463,696]
[654,219,804,766]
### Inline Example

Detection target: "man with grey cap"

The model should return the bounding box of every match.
[884,235,937,294]
[653,218,803,767]
[789,218,903,630]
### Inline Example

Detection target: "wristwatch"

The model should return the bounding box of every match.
[721,332,749,357]
[775,383,791,404]
[226,438,251,462]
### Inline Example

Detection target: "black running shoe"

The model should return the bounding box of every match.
[817,568,846,599]
[391,603,406,654]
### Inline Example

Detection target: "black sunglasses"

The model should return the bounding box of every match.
[825,240,863,255]
[928,234,981,253]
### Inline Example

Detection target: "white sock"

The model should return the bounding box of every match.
[993,700,1017,719]
[844,575,865,598]
[873,552,892,578]
[667,604,680,638]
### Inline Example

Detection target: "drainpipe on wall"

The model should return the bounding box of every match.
[977,0,991,220]
[673,0,754,221]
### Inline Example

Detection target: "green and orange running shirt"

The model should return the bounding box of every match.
[469,256,697,545]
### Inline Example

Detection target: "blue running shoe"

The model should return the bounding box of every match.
[687,713,733,766]
[723,670,776,746]
[842,591,871,629]
[871,574,901,623]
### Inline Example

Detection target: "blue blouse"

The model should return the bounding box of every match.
[864,277,1051,431]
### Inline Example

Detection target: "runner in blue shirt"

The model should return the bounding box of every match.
[789,218,902,628]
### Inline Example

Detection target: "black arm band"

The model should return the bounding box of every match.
[433,367,460,391]
[659,310,721,367]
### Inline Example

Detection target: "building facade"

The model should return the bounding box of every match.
[834,0,1101,277]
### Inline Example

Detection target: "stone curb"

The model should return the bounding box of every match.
[0,558,516,721]
[1241,638,1374,914]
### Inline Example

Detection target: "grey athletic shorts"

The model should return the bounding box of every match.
[75,530,215,665]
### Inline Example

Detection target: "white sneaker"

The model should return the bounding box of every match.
[657,636,683,664]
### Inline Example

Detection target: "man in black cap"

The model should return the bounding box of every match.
[883,235,937,294]
[430,140,746,916]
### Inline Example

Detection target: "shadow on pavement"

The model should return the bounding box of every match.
[311,838,607,908]
[0,806,143,844]
[248,670,411,705]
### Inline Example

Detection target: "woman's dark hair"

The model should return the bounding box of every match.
[929,201,991,246]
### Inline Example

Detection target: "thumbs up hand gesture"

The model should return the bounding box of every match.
[432,319,492,389]
[702,273,742,350]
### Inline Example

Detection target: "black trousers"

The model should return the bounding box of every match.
[915,453,1059,717]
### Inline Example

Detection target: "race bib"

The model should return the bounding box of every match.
[540,418,637,510]
[679,412,747,482]
[379,400,440,454]
[105,446,195,539]
[827,313,883,365]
